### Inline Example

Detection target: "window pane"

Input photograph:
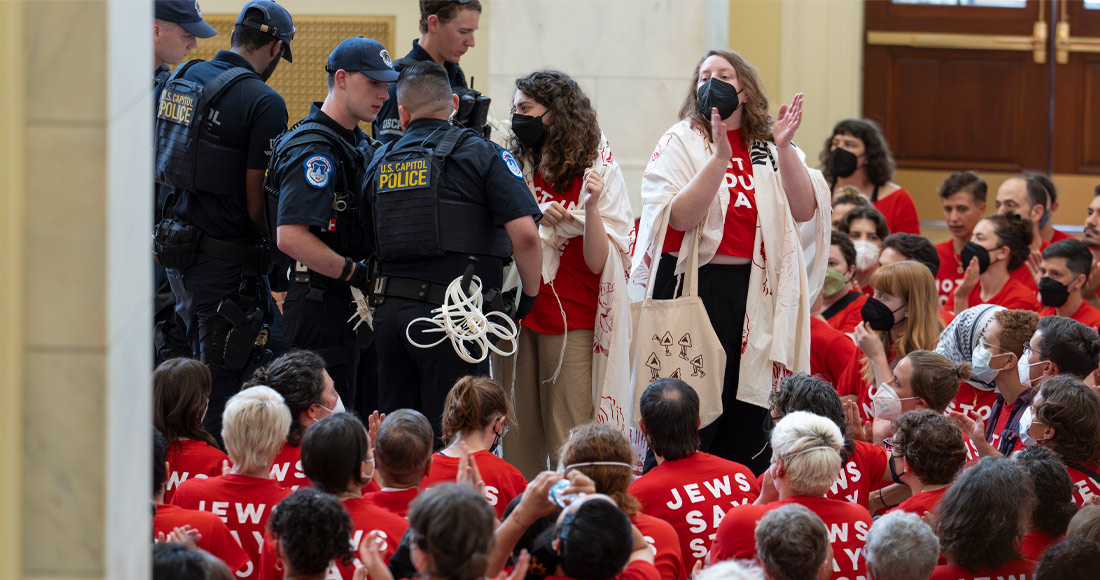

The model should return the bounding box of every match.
[892,0,1027,6]
[1086,0,1100,9]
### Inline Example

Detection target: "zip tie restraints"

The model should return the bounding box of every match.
[406,274,519,363]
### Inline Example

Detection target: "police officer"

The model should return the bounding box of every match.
[373,0,481,143]
[365,61,543,441]
[157,0,294,441]
[269,36,398,415]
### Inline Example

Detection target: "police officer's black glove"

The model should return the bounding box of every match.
[514,292,538,320]
[346,260,371,289]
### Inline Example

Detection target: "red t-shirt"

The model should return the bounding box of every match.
[1049,228,1074,243]
[1010,264,1039,293]
[874,188,921,235]
[939,306,956,327]
[836,349,898,422]
[810,317,857,388]
[547,560,661,580]
[1020,531,1061,561]
[154,503,250,573]
[421,450,528,519]
[632,513,686,580]
[663,129,755,258]
[627,452,760,571]
[826,294,869,335]
[827,440,889,508]
[1039,300,1100,328]
[936,240,965,310]
[363,488,420,518]
[165,439,228,505]
[947,382,998,424]
[1065,463,1100,506]
[891,486,949,517]
[930,559,1037,580]
[710,496,872,580]
[986,395,1022,451]
[525,173,600,334]
[171,474,291,580]
[961,278,1040,312]
[269,441,310,490]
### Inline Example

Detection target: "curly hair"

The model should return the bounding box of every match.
[831,230,857,271]
[154,358,220,452]
[408,484,496,580]
[839,205,890,241]
[1035,537,1100,580]
[982,214,1034,271]
[993,309,1039,358]
[936,457,1034,571]
[891,410,966,485]
[1035,375,1100,467]
[1014,446,1077,538]
[559,423,641,516]
[441,375,513,442]
[268,488,354,575]
[770,373,854,463]
[243,350,327,446]
[507,70,601,194]
[819,119,896,186]
[679,50,773,146]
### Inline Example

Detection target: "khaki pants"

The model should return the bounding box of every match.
[494,327,595,480]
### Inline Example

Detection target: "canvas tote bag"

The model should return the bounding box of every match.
[630,208,726,428]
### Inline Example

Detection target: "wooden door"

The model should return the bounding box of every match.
[1052,0,1100,174]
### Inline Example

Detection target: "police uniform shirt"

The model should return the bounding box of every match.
[376,118,540,290]
[169,50,289,241]
[276,103,372,240]
[373,39,467,143]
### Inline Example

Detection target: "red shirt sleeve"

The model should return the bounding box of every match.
[258,533,283,580]
[874,188,921,235]
[616,560,661,580]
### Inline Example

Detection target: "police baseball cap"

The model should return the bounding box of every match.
[236,0,296,62]
[326,37,400,82]
[155,0,218,38]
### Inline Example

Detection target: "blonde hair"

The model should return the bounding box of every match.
[770,411,843,497]
[222,385,292,474]
[861,261,944,385]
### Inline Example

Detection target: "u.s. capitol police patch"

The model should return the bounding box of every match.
[501,150,523,179]
[304,155,333,188]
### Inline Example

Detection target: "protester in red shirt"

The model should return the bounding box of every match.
[499,70,634,480]
[711,412,871,580]
[768,373,888,509]
[821,118,920,235]
[931,458,1038,580]
[266,488,354,580]
[884,410,966,516]
[822,230,867,335]
[363,409,435,517]
[839,206,889,295]
[1014,446,1077,561]
[626,379,760,571]
[863,511,940,580]
[837,261,944,422]
[809,315,857,390]
[1079,188,1100,308]
[879,233,955,326]
[936,172,988,310]
[533,495,659,580]
[995,174,1057,255]
[154,358,230,505]
[1037,239,1100,326]
[1026,375,1100,506]
[245,350,343,490]
[560,423,686,580]
[753,505,833,580]
[952,214,1039,314]
[421,376,527,518]
[153,427,249,573]
[1034,537,1100,580]
[172,386,294,580]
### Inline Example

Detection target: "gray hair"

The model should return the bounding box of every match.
[865,511,939,580]
[754,504,829,580]
[694,560,765,580]
[770,411,843,496]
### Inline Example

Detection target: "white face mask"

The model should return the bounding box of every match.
[1018,407,1046,447]
[318,395,345,417]
[853,240,881,272]
[872,382,919,421]
[1017,355,1047,386]
[971,343,1010,384]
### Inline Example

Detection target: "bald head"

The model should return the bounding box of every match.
[396,61,455,124]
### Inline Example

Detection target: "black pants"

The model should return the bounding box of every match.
[654,254,771,475]
[373,297,488,444]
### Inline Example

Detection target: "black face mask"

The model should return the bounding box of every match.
[861,297,904,332]
[762,413,777,435]
[830,148,859,178]
[511,112,548,149]
[888,454,906,485]
[696,78,742,120]
[1039,277,1072,308]
[960,241,997,274]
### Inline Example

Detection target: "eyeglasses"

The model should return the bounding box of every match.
[980,337,1012,354]
[883,437,904,455]
[1022,343,1049,360]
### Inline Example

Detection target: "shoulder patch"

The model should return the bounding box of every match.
[304,155,333,188]
[501,150,523,179]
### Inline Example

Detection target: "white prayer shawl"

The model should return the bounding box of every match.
[629,119,831,409]
[521,132,637,437]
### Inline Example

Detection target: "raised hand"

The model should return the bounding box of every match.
[773,93,804,149]
[710,107,733,161]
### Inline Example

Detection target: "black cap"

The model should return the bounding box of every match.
[155,0,217,38]
[326,37,400,82]
[236,0,296,62]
